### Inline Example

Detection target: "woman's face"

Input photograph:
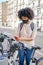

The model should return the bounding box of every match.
[21,16,29,20]
[21,16,30,23]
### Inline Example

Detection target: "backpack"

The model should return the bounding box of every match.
[20,22,34,31]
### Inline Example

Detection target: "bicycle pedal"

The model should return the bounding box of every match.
[32,58,37,63]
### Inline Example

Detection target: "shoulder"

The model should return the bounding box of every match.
[33,22,37,30]
[30,22,37,31]
[31,22,37,27]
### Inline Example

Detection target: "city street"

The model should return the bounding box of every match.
[0,0,43,65]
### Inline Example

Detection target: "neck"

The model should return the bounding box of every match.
[22,20,30,24]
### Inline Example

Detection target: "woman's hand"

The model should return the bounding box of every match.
[14,35,21,41]
[14,35,33,42]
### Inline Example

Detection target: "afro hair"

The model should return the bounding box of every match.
[18,8,34,20]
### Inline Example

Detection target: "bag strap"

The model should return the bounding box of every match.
[20,22,24,31]
[20,22,34,31]
[30,22,34,31]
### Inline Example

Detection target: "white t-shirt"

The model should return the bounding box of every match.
[17,22,37,49]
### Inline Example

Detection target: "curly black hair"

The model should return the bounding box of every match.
[18,8,34,20]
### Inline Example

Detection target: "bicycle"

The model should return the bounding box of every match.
[0,33,43,65]
[0,33,16,65]
[0,33,20,65]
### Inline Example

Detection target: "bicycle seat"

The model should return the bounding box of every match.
[32,46,41,50]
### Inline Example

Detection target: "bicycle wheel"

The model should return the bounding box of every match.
[36,57,43,65]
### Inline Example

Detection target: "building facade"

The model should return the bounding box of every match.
[0,3,2,26]
[0,1,8,26]
[0,0,43,31]
[2,1,8,26]
[7,0,19,28]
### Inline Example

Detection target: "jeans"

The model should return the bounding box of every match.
[18,47,34,65]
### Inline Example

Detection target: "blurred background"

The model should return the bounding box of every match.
[0,0,43,31]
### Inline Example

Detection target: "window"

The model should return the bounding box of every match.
[18,0,21,5]
[17,6,21,11]
[21,0,24,5]
[40,0,43,4]
[24,0,29,5]
[34,9,37,16]
[34,0,38,7]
